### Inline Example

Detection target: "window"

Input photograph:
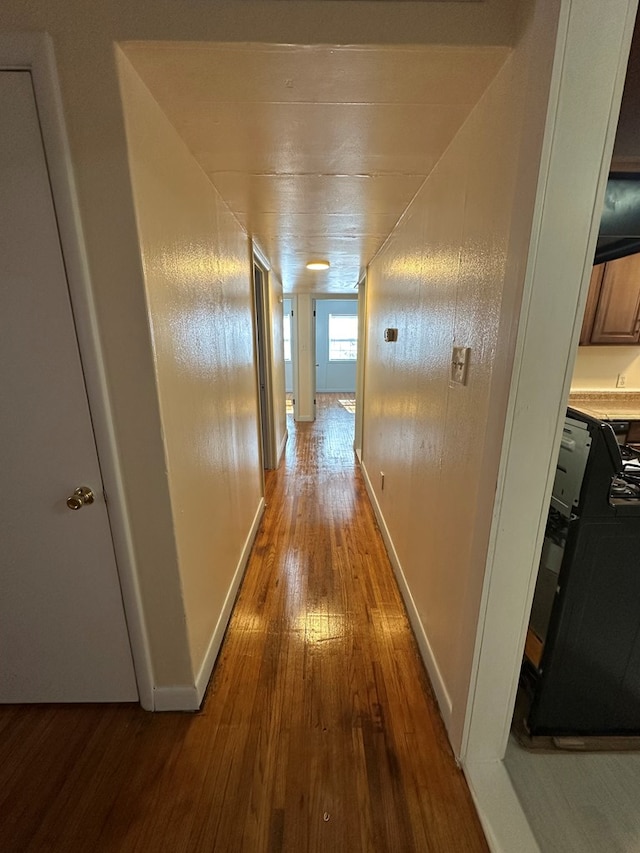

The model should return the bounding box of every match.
[283,310,291,361]
[329,314,358,361]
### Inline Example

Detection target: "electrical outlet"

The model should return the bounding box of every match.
[380,471,385,491]
[617,373,627,388]
[451,346,471,385]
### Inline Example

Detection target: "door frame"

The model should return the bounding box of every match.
[354,276,368,460]
[0,33,153,709]
[252,245,278,470]
[461,0,638,847]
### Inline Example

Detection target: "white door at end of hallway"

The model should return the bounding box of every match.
[283,298,293,393]
[315,299,358,393]
[0,71,137,702]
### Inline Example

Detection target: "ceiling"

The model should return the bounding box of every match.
[122,42,510,294]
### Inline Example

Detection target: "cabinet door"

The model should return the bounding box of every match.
[579,263,605,344]
[626,421,640,444]
[591,253,640,344]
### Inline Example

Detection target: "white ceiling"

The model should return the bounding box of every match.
[122,42,510,294]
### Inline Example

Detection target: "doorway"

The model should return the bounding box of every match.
[312,297,359,440]
[253,258,278,470]
[500,10,640,851]
[284,297,294,395]
[461,2,638,849]
[283,296,294,417]
[314,298,358,394]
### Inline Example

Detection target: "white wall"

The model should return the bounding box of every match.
[118,53,264,697]
[361,1,557,755]
[572,346,640,390]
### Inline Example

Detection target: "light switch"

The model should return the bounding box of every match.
[451,346,470,385]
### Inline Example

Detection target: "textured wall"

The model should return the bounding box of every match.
[118,55,263,674]
[362,1,555,753]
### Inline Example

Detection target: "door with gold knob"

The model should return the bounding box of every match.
[0,72,137,702]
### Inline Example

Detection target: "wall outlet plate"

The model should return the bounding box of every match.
[451,346,470,385]
[384,328,398,342]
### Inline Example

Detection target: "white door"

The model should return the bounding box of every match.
[284,298,293,393]
[315,299,358,392]
[0,71,138,702]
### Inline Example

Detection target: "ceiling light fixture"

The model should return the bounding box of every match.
[306,260,330,270]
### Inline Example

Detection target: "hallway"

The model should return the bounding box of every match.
[0,396,487,852]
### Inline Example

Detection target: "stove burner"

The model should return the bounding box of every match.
[611,476,640,499]
[620,444,640,461]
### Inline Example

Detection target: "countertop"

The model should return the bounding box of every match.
[568,391,640,420]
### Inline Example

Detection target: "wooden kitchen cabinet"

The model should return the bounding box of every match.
[626,421,640,445]
[580,254,640,345]
[579,264,605,345]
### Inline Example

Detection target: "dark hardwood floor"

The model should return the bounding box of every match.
[0,394,488,852]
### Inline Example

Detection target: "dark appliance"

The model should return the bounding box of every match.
[523,407,640,736]
[608,418,631,444]
[595,173,640,264]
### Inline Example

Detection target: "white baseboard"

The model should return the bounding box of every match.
[295,415,314,422]
[153,684,200,711]
[464,759,541,853]
[194,497,266,704]
[277,428,288,466]
[360,461,453,728]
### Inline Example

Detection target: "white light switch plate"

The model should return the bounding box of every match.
[451,346,470,385]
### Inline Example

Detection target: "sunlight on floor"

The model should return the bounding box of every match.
[285,397,355,414]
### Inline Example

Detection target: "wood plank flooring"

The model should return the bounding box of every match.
[0,394,487,852]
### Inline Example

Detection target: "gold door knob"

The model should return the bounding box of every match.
[66,486,95,511]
